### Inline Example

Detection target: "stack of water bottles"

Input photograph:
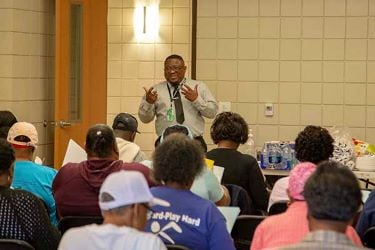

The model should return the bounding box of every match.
[260,141,296,170]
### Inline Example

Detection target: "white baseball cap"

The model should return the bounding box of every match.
[7,122,38,148]
[99,171,170,210]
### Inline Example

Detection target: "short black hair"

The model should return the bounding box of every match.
[0,111,17,139]
[85,124,117,158]
[304,161,361,222]
[0,139,15,172]
[163,124,189,138]
[210,112,249,144]
[153,134,204,186]
[164,54,184,64]
[295,125,334,164]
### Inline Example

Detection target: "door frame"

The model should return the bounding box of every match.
[54,0,108,168]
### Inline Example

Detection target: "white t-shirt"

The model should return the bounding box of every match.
[58,224,166,250]
[268,177,289,211]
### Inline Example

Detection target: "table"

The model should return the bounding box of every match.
[262,169,375,188]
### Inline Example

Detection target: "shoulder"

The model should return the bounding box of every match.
[54,163,81,184]
[59,162,81,173]
[153,81,168,90]
[7,189,45,208]
[239,153,259,167]
[365,190,375,206]
[206,148,219,156]
[186,79,207,88]
[122,162,150,173]
[273,177,289,189]
[59,226,88,247]
[39,164,58,176]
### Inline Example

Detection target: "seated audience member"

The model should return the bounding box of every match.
[145,134,235,250]
[268,125,334,210]
[0,139,60,249]
[112,112,147,163]
[251,162,362,250]
[53,124,155,218]
[281,161,365,250]
[7,122,58,225]
[161,124,230,206]
[0,110,17,139]
[58,171,167,250]
[356,189,375,241]
[206,112,268,211]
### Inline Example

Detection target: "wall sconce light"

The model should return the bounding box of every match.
[134,0,159,42]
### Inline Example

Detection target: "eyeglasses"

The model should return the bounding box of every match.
[164,66,184,72]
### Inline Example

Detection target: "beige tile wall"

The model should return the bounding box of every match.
[0,0,55,165]
[107,0,375,155]
[196,0,375,150]
[107,0,192,156]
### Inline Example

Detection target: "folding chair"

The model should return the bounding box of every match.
[363,226,375,249]
[58,216,103,235]
[0,239,34,250]
[224,184,253,215]
[231,215,266,250]
[165,244,191,250]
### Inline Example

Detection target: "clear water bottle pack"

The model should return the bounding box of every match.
[260,141,296,170]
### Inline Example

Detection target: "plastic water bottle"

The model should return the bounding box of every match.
[260,143,269,169]
[282,143,293,170]
[268,143,283,169]
[238,130,256,157]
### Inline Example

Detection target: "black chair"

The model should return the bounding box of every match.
[224,184,253,215]
[165,244,191,250]
[0,239,34,250]
[268,201,288,215]
[363,226,375,249]
[58,216,103,235]
[231,215,266,250]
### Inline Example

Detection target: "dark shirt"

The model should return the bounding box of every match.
[356,189,375,240]
[53,159,155,217]
[206,148,268,211]
[0,187,61,250]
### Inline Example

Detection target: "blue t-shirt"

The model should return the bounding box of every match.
[356,189,375,240]
[12,161,58,226]
[145,186,235,250]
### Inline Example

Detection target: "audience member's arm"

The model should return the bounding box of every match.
[190,83,218,119]
[215,185,231,206]
[124,162,157,187]
[208,212,236,250]
[138,96,156,123]
[248,158,269,211]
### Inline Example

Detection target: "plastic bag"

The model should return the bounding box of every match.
[353,138,375,156]
[328,126,356,170]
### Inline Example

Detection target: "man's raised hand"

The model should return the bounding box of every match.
[143,87,158,104]
[181,84,198,102]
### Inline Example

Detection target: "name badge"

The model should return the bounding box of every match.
[166,107,174,121]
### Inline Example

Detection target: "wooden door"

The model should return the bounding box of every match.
[54,0,107,168]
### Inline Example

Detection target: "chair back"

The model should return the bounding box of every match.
[268,201,288,215]
[231,215,266,250]
[0,239,34,250]
[363,226,375,248]
[224,184,253,215]
[58,216,103,235]
[165,244,191,250]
